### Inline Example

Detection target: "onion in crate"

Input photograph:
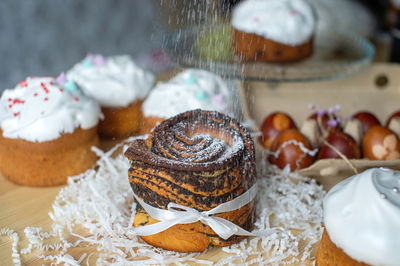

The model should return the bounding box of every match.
[386,111,400,138]
[259,112,296,149]
[362,125,400,160]
[269,129,315,171]
[318,131,361,160]
[352,111,381,135]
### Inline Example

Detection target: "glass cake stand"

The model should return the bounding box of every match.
[163,25,375,82]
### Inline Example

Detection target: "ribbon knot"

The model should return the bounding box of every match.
[129,185,261,240]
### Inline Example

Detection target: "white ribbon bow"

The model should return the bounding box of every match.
[129,184,258,240]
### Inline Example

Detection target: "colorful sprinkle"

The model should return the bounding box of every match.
[19,80,28,88]
[195,91,208,101]
[335,104,341,111]
[49,81,54,86]
[8,98,11,102]
[93,54,106,66]
[328,107,335,114]
[82,58,93,68]
[59,88,64,92]
[13,112,20,117]
[12,99,25,104]
[56,72,67,86]
[8,105,12,109]
[74,97,79,102]
[185,74,197,85]
[336,116,343,123]
[212,93,225,105]
[64,80,78,91]
[308,104,315,110]
[41,82,49,94]
[33,93,38,97]
[44,97,48,101]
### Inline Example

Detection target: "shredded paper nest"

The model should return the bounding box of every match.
[1,137,325,265]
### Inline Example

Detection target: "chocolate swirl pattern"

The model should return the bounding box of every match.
[125,109,257,252]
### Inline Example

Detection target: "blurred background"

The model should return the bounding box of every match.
[0,0,398,92]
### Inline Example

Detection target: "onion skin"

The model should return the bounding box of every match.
[318,131,361,160]
[259,112,296,149]
[269,129,314,171]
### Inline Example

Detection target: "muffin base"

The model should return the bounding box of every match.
[99,100,143,138]
[316,229,368,266]
[134,202,255,253]
[233,28,313,63]
[0,127,99,187]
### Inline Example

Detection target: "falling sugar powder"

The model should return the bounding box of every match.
[1,137,325,265]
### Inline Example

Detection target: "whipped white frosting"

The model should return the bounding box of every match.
[231,0,316,46]
[67,55,155,108]
[324,168,400,266]
[0,77,101,142]
[142,69,232,118]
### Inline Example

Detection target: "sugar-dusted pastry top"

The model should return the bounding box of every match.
[231,0,316,46]
[67,55,155,108]
[0,76,101,142]
[324,168,400,266]
[142,69,232,119]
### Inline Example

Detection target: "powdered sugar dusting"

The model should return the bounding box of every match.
[1,137,325,265]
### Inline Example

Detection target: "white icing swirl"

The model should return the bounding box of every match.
[324,168,400,266]
[231,0,316,46]
[0,77,101,142]
[142,69,232,118]
[67,55,155,108]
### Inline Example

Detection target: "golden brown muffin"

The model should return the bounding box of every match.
[99,100,143,138]
[125,110,257,252]
[316,229,368,266]
[0,127,99,187]
[233,29,313,63]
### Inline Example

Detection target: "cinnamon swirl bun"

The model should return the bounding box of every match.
[125,109,257,252]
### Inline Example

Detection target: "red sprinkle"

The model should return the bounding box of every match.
[49,81,54,86]
[13,99,25,104]
[253,17,260,23]
[41,82,49,94]
[74,97,79,102]
[8,98,11,102]
[13,112,20,117]
[8,105,12,108]
[290,10,298,16]
[59,88,64,92]
[33,93,38,97]
[44,97,48,101]
[19,80,28,87]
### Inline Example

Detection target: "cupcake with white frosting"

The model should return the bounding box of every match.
[141,69,233,134]
[231,0,316,62]
[67,54,155,138]
[316,168,400,265]
[0,76,102,186]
